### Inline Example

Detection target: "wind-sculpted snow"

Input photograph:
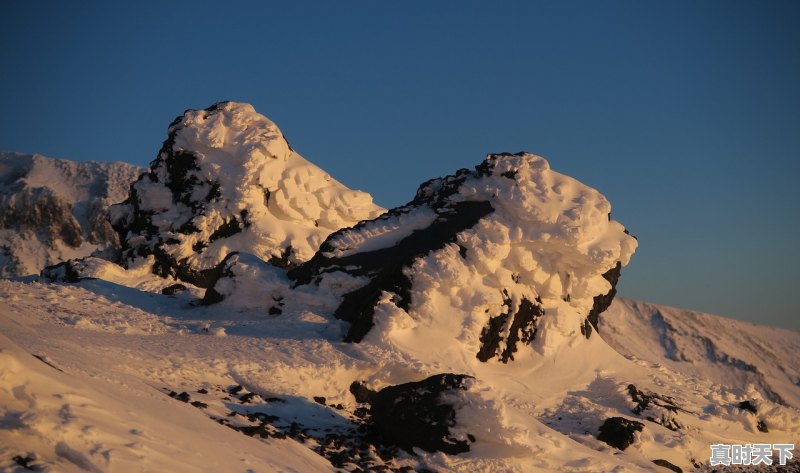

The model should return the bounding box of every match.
[290,152,637,358]
[0,153,143,276]
[108,102,383,287]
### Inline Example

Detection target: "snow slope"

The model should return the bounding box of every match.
[0,281,331,473]
[600,298,800,409]
[0,153,143,276]
[1,278,797,472]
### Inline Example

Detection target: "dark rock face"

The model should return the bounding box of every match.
[164,382,433,472]
[477,293,544,363]
[738,399,758,414]
[40,260,83,283]
[597,417,644,451]
[349,381,377,404]
[653,459,683,473]
[161,283,187,295]
[290,200,493,342]
[584,261,622,337]
[367,374,474,454]
[0,187,84,249]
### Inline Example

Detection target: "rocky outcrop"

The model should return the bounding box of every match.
[290,199,494,342]
[584,261,622,337]
[364,374,475,454]
[476,293,544,363]
[108,102,383,287]
[289,152,637,356]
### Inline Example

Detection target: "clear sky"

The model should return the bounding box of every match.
[1,1,798,329]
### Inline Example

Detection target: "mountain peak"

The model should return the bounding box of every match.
[108,102,384,287]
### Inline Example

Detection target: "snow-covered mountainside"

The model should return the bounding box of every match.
[600,299,800,410]
[3,103,798,472]
[1,281,797,473]
[0,153,143,276]
[107,102,384,288]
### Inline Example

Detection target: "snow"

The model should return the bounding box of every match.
[0,152,144,277]
[322,207,439,258]
[600,298,800,409]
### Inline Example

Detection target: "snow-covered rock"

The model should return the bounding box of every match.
[367,373,475,454]
[289,152,637,357]
[0,152,144,276]
[8,102,799,472]
[108,101,384,287]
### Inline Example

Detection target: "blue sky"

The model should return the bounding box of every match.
[1,1,798,329]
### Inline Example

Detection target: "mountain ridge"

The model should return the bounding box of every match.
[0,152,144,277]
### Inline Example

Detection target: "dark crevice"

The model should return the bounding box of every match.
[585,261,622,336]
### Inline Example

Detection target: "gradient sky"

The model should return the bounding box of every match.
[1,1,798,329]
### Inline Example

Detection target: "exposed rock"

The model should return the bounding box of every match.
[40,260,83,283]
[597,417,644,451]
[290,200,494,342]
[653,459,682,473]
[584,261,622,337]
[11,454,40,471]
[349,381,377,404]
[313,396,326,405]
[369,373,474,454]
[737,399,758,414]
[161,283,187,295]
[477,293,544,363]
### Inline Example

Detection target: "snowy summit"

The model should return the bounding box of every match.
[107,102,383,287]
